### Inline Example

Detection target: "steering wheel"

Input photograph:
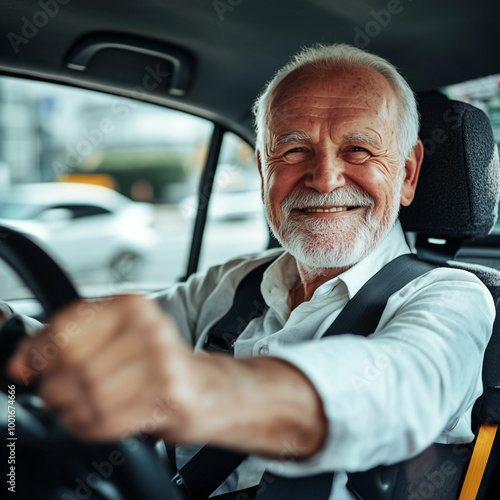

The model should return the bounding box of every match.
[0,225,183,500]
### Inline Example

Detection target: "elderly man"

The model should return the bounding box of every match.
[6,44,495,499]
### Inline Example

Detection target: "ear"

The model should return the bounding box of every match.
[400,139,424,207]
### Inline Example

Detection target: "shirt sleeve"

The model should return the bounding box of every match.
[151,269,222,346]
[151,250,282,346]
[265,268,495,475]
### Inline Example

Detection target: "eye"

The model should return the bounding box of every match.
[282,147,308,163]
[343,145,372,165]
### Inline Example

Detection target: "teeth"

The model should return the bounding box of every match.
[304,206,349,213]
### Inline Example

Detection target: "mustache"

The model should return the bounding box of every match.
[281,187,375,215]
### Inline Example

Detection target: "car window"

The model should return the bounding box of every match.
[0,260,33,301]
[197,131,268,273]
[442,74,500,152]
[0,76,214,300]
[443,74,500,268]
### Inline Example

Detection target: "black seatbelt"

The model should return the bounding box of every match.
[172,446,248,499]
[323,253,435,337]
[203,260,271,354]
[174,253,436,500]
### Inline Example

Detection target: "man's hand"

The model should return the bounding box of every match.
[7,295,327,459]
[7,295,193,441]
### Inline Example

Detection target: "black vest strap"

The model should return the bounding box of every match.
[176,253,436,500]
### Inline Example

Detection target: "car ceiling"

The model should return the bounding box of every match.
[0,0,499,142]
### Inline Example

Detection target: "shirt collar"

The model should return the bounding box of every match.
[262,220,411,304]
[338,220,411,299]
[261,252,300,321]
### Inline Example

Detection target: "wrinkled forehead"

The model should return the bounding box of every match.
[266,64,399,136]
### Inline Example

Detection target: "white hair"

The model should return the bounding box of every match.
[252,43,419,162]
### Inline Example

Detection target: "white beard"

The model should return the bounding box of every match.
[265,176,404,269]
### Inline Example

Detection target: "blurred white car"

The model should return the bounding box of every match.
[0,183,158,282]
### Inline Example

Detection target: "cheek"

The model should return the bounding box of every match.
[261,170,283,221]
[266,181,286,218]
[264,164,296,206]
[351,164,397,214]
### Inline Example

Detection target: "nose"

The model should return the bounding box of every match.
[304,149,346,193]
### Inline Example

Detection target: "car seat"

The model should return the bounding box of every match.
[346,92,500,500]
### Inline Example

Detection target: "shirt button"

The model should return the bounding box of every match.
[258,345,270,355]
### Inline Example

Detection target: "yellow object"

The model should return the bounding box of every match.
[58,174,116,190]
[458,423,498,500]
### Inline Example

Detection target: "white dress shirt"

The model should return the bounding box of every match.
[155,220,495,499]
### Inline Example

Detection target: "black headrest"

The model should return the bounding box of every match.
[399,93,500,240]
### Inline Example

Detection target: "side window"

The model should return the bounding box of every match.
[197,132,268,273]
[443,74,500,154]
[0,76,213,300]
[0,261,33,303]
[443,74,500,267]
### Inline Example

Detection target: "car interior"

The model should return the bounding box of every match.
[0,0,499,499]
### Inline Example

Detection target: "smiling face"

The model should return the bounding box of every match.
[258,64,421,269]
